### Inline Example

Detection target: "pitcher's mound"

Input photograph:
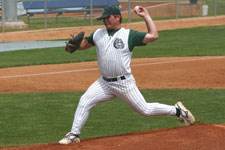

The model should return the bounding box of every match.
[2,124,225,150]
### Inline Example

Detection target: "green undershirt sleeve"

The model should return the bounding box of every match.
[85,31,95,45]
[128,29,147,52]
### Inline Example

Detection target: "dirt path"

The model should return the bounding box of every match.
[1,56,225,93]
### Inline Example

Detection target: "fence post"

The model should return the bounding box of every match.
[175,0,179,19]
[214,0,216,16]
[90,0,93,25]
[4,0,17,22]
[44,0,47,29]
[128,0,131,23]
[1,0,5,32]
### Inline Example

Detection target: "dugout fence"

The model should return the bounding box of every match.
[0,0,224,32]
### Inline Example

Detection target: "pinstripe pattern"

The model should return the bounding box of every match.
[71,76,176,135]
[71,77,115,134]
[70,27,176,135]
[94,27,131,78]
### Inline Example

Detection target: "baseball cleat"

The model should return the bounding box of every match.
[175,101,195,126]
[58,132,80,145]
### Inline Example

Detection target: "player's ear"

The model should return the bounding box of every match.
[114,15,122,23]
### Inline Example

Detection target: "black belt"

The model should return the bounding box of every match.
[103,76,126,82]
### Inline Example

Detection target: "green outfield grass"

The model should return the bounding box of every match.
[0,25,225,68]
[0,89,225,147]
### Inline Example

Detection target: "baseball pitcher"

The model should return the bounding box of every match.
[59,6,195,144]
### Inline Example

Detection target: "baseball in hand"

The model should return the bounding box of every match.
[134,6,140,12]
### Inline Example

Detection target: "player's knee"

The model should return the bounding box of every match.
[137,109,152,117]
[78,95,96,110]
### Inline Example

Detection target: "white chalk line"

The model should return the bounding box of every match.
[131,56,225,67]
[0,68,99,79]
[0,56,225,79]
[213,124,225,130]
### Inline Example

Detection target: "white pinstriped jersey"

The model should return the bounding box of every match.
[93,27,131,78]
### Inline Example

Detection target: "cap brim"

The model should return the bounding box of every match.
[96,14,109,21]
[96,17,103,21]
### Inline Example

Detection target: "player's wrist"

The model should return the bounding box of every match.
[143,15,151,20]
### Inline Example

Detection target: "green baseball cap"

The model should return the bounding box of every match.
[97,6,121,20]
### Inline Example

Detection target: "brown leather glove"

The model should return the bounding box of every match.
[65,32,85,53]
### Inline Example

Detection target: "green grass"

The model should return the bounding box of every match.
[0,25,225,68]
[0,89,225,147]
[133,25,225,58]
[0,47,97,68]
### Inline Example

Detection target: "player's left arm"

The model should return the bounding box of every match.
[134,6,158,44]
[78,31,95,50]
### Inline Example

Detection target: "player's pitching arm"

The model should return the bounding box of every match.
[134,6,158,44]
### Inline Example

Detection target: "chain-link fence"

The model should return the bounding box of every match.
[0,0,225,32]
[205,0,225,16]
[125,0,225,20]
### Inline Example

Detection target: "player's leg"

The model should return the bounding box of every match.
[117,85,176,116]
[116,84,195,125]
[59,78,115,144]
[71,78,115,134]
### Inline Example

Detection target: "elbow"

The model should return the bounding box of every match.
[153,32,159,41]
[153,34,159,41]
[149,33,159,42]
[143,33,159,44]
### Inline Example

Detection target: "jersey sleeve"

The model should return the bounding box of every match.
[85,31,95,45]
[128,29,147,51]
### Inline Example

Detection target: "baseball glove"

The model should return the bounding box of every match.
[65,32,85,53]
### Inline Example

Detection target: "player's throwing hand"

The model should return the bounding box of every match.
[134,6,150,18]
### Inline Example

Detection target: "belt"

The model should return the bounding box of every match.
[103,76,126,82]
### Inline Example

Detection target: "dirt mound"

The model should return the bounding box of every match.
[1,124,225,150]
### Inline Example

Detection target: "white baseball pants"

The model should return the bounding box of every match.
[71,75,176,135]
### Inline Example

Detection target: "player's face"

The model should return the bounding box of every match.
[103,15,121,30]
